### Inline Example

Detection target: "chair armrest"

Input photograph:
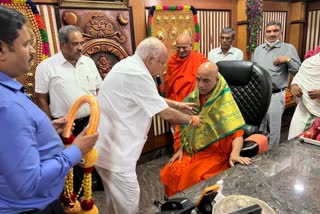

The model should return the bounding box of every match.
[240,140,259,158]
[243,125,259,138]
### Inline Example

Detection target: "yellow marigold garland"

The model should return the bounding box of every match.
[61,95,100,214]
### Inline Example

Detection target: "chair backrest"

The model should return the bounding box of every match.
[216,60,272,128]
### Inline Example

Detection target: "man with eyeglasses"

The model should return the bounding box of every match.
[208,27,243,63]
[35,25,102,136]
[35,25,103,195]
[165,33,208,103]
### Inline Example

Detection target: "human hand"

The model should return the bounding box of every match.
[273,56,290,66]
[229,155,251,167]
[290,84,303,98]
[73,128,99,155]
[308,89,320,100]
[190,116,202,128]
[177,102,198,115]
[168,146,183,166]
[52,117,68,135]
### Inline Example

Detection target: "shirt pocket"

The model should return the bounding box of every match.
[78,74,97,93]
[50,74,65,89]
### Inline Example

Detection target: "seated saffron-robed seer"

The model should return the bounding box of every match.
[160,62,251,196]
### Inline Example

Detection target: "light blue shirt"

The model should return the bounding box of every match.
[208,46,244,63]
[0,71,82,213]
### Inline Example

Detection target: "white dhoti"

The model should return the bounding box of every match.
[95,166,140,214]
[288,100,311,140]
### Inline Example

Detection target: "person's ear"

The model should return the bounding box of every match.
[147,55,153,64]
[144,55,153,66]
[0,41,5,53]
[59,41,65,49]
[0,41,8,61]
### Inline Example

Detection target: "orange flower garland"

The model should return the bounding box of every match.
[61,95,100,214]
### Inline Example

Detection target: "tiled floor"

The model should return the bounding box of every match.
[92,107,294,213]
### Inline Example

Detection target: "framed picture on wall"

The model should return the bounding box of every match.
[59,0,129,9]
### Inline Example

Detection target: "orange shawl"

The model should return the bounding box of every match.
[165,51,208,102]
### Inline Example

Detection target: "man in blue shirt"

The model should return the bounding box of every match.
[0,6,99,213]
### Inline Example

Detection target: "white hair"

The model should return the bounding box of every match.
[135,37,166,60]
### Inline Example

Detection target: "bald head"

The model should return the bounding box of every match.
[175,33,192,58]
[196,62,219,96]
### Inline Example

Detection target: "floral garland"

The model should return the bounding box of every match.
[246,0,263,52]
[304,46,320,60]
[147,5,200,51]
[1,0,50,60]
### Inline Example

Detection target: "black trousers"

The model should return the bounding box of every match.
[20,200,64,214]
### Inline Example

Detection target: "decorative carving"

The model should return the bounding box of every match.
[147,6,199,57]
[156,28,167,42]
[171,15,176,22]
[82,38,128,79]
[84,15,125,43]
[117,13,128,25]
[96,56,112,79]
[59,0,129,9]
[169,27,178,39]
[59,9,133,80]
[63,12,78,25]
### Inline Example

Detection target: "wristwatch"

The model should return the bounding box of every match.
[286,56,291,63]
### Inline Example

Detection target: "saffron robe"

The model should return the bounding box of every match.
[165,51,208,102]
[160,75,246,196]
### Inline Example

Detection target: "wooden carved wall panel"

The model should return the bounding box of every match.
[58,8,134,79]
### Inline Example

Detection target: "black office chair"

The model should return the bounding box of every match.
[217,60,272,157]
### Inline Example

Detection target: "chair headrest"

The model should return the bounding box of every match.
[216,61,252,85]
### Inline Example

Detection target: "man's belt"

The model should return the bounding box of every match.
[272,87,286,93]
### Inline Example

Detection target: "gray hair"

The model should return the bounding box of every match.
[221,27,236,39]
[58,25,82,43]
[266,21,282,31]
[135,37,166,60]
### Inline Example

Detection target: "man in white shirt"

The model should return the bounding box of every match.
[35,25,102,135]
[94,37,202,214]
[208,27,243,63]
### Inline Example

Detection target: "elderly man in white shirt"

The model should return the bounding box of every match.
[95,37,202,214]
[208,27,243,63]
[35,25,102,135]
